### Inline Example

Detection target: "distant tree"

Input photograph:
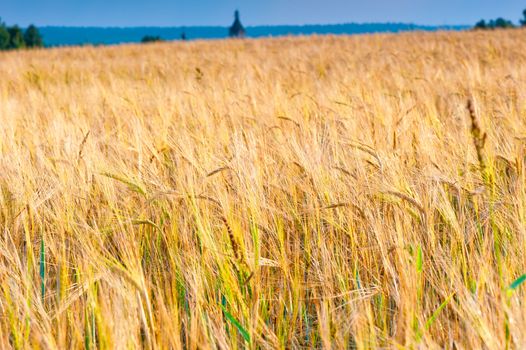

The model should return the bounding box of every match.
[229,10,246,38]
[474,20,487,30]
[7,25,25,49]
[521,9,526,26]
[475,17,515,30]
[0,19,9,50]
[493,18,515,29]
[24,24,43,48]
[141,35,162,43]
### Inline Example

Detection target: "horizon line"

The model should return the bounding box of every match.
[32,21,471,29]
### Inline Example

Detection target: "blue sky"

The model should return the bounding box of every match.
[1,0,525,27]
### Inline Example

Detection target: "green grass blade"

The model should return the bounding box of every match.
[40,238,45,301]
[509,274,526,291]
[425,292,455,330]
[219,304,250,343]
[416,245,423,273]
[355,267,361,290]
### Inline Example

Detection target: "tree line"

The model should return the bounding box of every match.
[141,31,187,44]
[0,18,43,50]
[474,9,526,30]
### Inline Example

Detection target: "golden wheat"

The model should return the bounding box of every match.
[0,29,526,349]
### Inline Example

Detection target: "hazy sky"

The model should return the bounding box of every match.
[2,0,525,27]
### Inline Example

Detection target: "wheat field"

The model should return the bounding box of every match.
[0,29,526,349]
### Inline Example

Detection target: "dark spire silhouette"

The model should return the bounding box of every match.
[229,10,246,38]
